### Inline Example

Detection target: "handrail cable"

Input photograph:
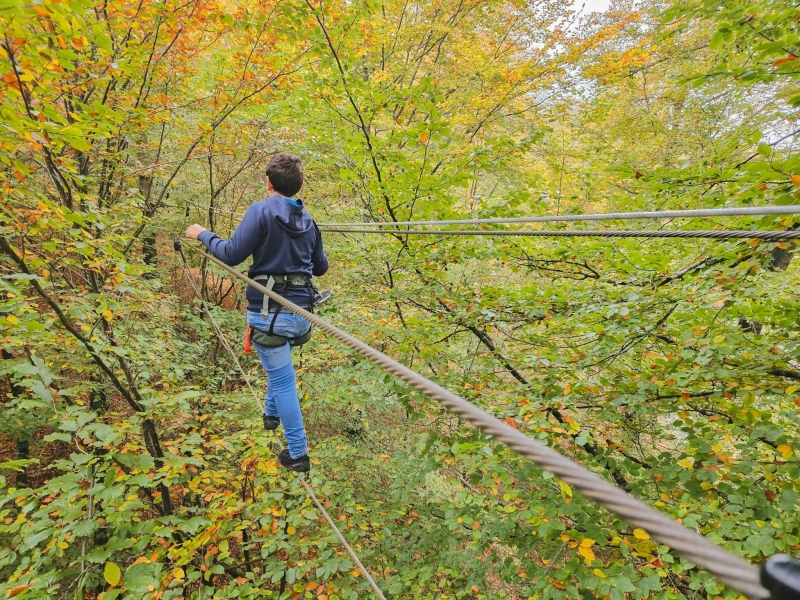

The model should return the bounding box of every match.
[178,204,800,228]
[186,242,769,600]
[319,205,800,227]
[319,228,800,241]
[175,241,388,600]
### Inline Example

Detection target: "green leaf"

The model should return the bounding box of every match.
[757,143,772,156]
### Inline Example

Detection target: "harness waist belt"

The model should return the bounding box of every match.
[253,273,311,287]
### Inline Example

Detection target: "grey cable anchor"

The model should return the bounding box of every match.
[762,554,800,600]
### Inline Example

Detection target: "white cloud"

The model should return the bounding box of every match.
[574,0,611,13]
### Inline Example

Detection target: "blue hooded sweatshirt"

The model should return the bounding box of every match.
[197,196,328,311]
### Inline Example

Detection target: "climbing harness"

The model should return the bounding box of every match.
[173,239,387,600]
[250,274,315,348]
[246,275,331,349]
[187,242,800,600]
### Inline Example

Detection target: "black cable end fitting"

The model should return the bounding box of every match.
[173,239,182,253]
[762,554,800,600]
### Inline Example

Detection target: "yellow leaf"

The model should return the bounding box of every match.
[57,541,68,549]
[102,309,112,322]
[6,315,18,324]
[785,385,798,394]
[678,458,694,469]
[633,529,650,541]
[172,568,185,580]
[287,525,296,535]
[580,538,595,548]
[560,534,570,542]
[592,569,607,579]
[104,562,121,587]
[777,444,793,459]
[578,545,595,564]
[558,481,572,498]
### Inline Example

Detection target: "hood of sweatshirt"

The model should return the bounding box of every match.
[270,196,314,238]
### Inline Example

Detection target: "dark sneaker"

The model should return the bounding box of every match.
[263,414,280,431]
[278,449,310,472]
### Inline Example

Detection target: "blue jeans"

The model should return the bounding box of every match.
[247,310,311,458]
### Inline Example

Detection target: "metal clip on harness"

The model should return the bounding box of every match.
[762,554,800,600]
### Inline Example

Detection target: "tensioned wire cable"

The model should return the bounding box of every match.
[320,228,800,240]
[319,205,800,227]
[187,242,770,600]
[183,204,800,233]
[174,241,388,600]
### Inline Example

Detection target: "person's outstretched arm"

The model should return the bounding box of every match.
[311,222,328,277]
[186,204,262,267]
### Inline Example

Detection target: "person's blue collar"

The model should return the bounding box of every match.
[268,193,302,207]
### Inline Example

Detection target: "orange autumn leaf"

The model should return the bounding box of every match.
[792,174,800,186]
[7,583,33,598]
[774,55,797,67]
[418,132,429,143]
[504,417,518,429]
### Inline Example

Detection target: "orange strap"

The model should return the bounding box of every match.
[244,326,252,355]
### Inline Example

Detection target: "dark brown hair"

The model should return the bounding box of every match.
[265,152,303,197]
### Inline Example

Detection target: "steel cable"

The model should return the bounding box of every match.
[187,242,769,599]
[176,242,387,600]
[320,205,800,227]
[319,228,800,241]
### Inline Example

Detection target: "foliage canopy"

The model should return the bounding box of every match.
[0,0,798,598]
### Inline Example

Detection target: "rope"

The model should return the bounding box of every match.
[320,228,800,241]
[319,205,800,227]
[187,242,769,600]
[175,241,388,600]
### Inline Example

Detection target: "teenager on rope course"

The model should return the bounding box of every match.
[185,152,328,472]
